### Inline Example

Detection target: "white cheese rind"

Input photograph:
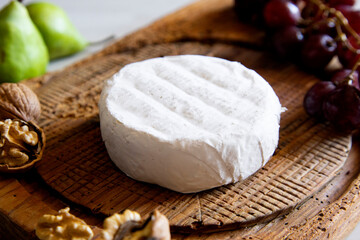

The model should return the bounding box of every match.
[99,55,282,193]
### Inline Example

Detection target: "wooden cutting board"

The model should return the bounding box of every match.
[36,41,351,233]
[1,0,360,239]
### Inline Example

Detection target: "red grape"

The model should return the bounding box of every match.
[301,34,337,71]
[335,4,353,16]
[331,69,359,89]
[312,19,337,37]
[337,35,360,70]
[346,12,360,34]
[329,0,355,6]
[234,0,269,24]
[235,0,360,133]
[271,26,304,58]
[264,0,301,28]
[301,2,320,19]
[335,5,360,33]
[304,81,337,118]
[323,85,360,132]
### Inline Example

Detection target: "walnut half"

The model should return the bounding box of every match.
[102,210,171,240]
[0,119,44,172]
[35,207,94,240]
[0,119,38,167]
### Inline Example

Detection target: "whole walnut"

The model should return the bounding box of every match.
[0,83,41,121]
[0,83,45,173]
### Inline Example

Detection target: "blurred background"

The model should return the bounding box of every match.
[0,0,194,71]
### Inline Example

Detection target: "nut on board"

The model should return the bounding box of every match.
[35,207,93,240]
[0,119,39,167]
[102,210,141,240]
[0,83,41,121]
[0,118,44,173]
[102,209,171,240]
[0,83,45,173]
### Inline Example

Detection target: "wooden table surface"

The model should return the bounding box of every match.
[1,0,360,239]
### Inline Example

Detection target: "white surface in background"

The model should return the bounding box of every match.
[42,0,196,71]
[0,0,360,238]
[0,0,195,71]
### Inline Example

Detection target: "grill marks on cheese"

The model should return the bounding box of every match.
[108,57,266,140]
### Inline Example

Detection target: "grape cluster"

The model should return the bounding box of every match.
[234,0,360,133]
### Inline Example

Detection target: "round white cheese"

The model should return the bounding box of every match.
[99,55,282,193]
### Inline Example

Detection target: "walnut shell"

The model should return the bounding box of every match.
[0,83,41,122]
[0,120,45,173]
[107,210,171,240]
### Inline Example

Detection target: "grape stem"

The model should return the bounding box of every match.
[349,57,360,82]
[335,22,360,54]
[309,0,360,46]
[309,0,360,85]
[340,51,360,86]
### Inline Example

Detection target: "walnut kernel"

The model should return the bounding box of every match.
[36,207,93,240]
[0,119,39,167]
[102,210,170,240]
[102,210,141,240]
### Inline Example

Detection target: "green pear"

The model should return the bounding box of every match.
[27,2,88,60]
[0,1,49,83]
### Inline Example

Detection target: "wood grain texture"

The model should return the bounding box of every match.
[35,41,351,233]
[0,0,360,239]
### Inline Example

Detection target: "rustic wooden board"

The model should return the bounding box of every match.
[35,41,351,233]
[1,0,360,239]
